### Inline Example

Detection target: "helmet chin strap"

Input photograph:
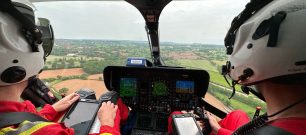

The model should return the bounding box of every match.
[223,75,237,99]
[241,86,265,101]
[223,73,266,101]
[223,67,255,99]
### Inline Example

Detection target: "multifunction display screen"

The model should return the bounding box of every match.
[120,78,137,97]
[176,81,195,94]
[152,81,168,96]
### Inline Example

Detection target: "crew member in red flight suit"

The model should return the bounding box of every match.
[169,0,306,134]
[0,0,129,134]
[207,0,306,134]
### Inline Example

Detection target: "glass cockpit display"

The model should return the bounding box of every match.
[120,78,137,97]
[176,81,195,94]
[104,66,210,112]
[152,81,168,96]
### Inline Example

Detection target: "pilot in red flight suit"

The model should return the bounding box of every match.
[204,0,306,134]
[0,0,128,134]
[169,0,306,135]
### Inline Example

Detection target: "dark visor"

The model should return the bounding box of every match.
[38,18,54,57]
[224,0,273,55]
[14,2,54,57]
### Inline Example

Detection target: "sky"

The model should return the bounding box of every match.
[34,0,248,45]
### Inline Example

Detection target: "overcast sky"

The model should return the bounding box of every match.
[34,0,248,45]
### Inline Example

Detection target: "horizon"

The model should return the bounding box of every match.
[55,38,224,46]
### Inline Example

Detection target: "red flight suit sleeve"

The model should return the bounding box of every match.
[117,98,129,124]
[215,110,250,135]
[38,104,59,121]
[22,101,58,121]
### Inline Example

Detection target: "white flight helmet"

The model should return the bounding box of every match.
[0,0,54,86]
[223,0,306,85]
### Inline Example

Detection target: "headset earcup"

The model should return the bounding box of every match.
[1,66,26,83]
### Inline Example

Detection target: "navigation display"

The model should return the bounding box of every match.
[152,81,168,96]
[176,81,195,94]
[120,78,137,97]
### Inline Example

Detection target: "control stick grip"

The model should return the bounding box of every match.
[99,91,119,105]
[195,107,212,135]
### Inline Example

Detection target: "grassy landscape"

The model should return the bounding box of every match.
[175,59,218,72]
[209,71,242,91]
[210,87,265,117]
[230,100,255,115]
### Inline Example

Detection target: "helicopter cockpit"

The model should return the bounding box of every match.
[3,0,306,134]
[98,2,227,134]
[3,0,254,134]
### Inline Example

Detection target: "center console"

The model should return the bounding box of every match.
[103,66,210,135]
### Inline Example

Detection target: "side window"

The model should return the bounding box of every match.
[159,1,266,117]
[35,1,149,98]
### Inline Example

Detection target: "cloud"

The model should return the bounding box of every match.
[34,0,248,45]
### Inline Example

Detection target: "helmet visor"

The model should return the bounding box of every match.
[12,1,54,57]
[12,0,36,11]
[38,18,54,57]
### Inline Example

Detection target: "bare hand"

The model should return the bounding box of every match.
[206,112,221,134]
[52,93,80,112]
[97,101,118,127]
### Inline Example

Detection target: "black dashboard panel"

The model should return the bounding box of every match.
[104,66,210,113]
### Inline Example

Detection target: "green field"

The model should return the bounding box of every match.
[213,92,255,117]
[44,55,104,69]
[47,55,67,61]
[212,60,227,66]
[230,99,256,114]
[47,55,103,61]
[175,59,218,72]
[209,71,241,91]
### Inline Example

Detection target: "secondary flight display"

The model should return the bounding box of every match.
[120,78,137,97]
[176,81,195,94]
[152,81,168,96]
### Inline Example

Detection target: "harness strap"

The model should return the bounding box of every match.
[100,133,113,135]
[251,125,293,135]
[0,120,55,135]
[0,112,49,129]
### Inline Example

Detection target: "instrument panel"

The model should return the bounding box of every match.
[103,66,210,114]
